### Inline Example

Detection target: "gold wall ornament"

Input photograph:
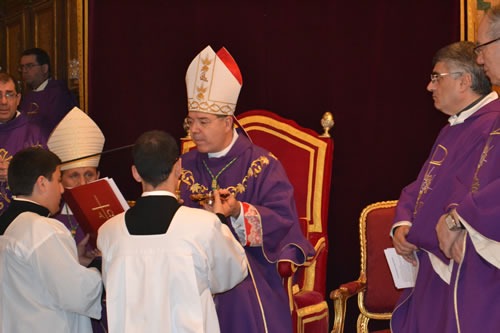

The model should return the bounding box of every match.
[319,112,334,138]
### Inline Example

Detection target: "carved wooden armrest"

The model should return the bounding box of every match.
[278,238,327,312]
[330,274,367,333]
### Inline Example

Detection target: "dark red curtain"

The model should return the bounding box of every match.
[88,1,459,331]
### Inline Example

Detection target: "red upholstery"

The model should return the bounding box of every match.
[182,110,333,333]
[330,201,401,333]
[364,206,402,313]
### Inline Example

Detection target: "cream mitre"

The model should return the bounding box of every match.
[186,45,243,116]
[47,107,105,171]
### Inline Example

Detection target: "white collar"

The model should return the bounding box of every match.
[208,128,239,158]
[448,91,498,126]
[33,78,49,92]
[142,190,176,198]
[12,196,42,206]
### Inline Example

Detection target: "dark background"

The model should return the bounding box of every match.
[88,1,460,331]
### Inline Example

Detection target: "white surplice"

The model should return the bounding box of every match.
[0,212,103,333]
[98,198,248,333]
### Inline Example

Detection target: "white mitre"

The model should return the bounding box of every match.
[186,45,243,115]
[47,107,105,171]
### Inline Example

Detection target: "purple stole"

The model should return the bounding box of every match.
[392,99,500,332]
[18,79,76,137]
[180,132,315,333]
[0,113,46,215]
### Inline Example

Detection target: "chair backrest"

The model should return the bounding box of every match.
[237,110,333,296]
[359,201,402,322]
[181,109,333,297]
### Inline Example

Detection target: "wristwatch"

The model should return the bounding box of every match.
[445,213,464,231]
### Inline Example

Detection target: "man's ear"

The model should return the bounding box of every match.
[34,175,47,195]
[225,116,233,130]
[41,64,49,75]
[96,170,100,179]
[131,165,142,183]
[460,72,473,91]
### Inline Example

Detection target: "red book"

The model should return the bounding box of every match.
[63,177,129,248]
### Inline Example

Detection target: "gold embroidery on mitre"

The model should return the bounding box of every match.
[187,100,235,115]
[196,85,207,100]
[199,54,212,82]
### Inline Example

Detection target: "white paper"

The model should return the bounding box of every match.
[384,247,418,289]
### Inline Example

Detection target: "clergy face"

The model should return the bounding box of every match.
[19,54,49,89]
[187,112,233,153]
[476,17,500,86]
[46,166,64,215]
[426,61,462,116]
[0,79,21,123]
[61,167,99,188]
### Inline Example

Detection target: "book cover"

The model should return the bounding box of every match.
[63,177,129,248]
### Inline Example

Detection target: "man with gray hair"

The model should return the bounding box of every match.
[391,41,500,332]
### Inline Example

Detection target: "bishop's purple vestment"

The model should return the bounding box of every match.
[19,79,77,137]
[0,113,46,215]
[391,98,500,332]
[180,131,315,333]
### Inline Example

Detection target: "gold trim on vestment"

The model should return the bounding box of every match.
[247,261,268,333]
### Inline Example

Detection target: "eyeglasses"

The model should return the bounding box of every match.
[0,91,18,100]
[474,36,500,55]
[430,72,463,84]
[18,63,41,72]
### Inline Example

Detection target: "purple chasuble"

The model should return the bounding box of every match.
[19,79,77,137]
[391,99,500,332]
[0,113,46,215]
[180,131,315,333]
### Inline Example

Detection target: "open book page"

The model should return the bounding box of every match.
[384,247,418,289]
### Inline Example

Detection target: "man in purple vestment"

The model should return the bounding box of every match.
[391,41,500,332]
[0,72,46,215]
[18,48,77,137]
[180,46,315,333]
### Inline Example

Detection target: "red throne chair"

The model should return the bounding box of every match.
[181,109,334,333]
[330,201,402,333]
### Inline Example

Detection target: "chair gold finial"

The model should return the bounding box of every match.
[183,117,191,139]
[319,112,334,138]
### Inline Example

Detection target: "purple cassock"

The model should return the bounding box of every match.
[18,79,77,137]
[54,202,108,333]
[180,130,315,333]
[0,113,46,215]
[391,98,500,332]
